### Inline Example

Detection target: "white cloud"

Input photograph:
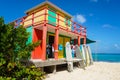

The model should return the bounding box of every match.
[90,0,98,2]
[102,24,113,28]
[114,44,120,49]
[73,14,86,24]
[90,0,110,3]
[102,24,117,29]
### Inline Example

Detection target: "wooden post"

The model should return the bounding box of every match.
[53,65,56,74]
[53,14,59,60]
[83,37,86,44]
[41,8,47,60]
[41,25,47,60]
[78,36,81,46]
[83,28,86,44]
[54,28,59,59]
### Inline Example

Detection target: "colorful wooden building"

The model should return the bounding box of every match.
[14,1,86,62]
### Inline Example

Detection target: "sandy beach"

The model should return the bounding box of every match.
[45,62,120,80]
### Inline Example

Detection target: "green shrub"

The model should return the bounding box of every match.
[0,17,45,80]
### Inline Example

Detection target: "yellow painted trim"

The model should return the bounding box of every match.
[24,20,32,26]
[34,9,45,17]
[47,32,55,36]
[34,9,45,24]
[27,5,48,15]
[58,36,64,58]
[64,37,70,47]
[24,15,32,26]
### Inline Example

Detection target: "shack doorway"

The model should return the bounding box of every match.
[47,35,54,58]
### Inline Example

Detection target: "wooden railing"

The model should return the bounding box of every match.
[13,8,86,37]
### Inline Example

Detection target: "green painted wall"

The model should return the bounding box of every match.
[64,47,66,57]
[48,10,56,26]
[67,19,70,27]
[65,18,71,27]
[26,26,33,44]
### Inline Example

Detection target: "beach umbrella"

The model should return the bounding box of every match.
[71,38,96,44]
[80,38,96,44]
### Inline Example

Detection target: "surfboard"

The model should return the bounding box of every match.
[81,45,86,65]
[86,46,93,65]
[75,45,85,69]
[65,42,72,61]
[76,45,83,59]
[83,45,90,66]
[65,42,73,72]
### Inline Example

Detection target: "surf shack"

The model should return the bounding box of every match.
[13,1,93,72]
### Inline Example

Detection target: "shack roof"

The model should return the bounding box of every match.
[25,1,72,18]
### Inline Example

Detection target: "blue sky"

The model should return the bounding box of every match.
[0,0,120,53]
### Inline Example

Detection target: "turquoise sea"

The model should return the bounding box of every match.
[92,53,120,62]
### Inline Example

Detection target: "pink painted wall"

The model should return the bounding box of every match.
[32,28,43,59]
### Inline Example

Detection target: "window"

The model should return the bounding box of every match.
[48,9,56,26]
[65,17,71,27]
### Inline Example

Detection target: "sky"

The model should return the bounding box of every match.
[0,0,120,53]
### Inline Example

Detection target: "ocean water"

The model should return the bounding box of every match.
[92,53,120,62]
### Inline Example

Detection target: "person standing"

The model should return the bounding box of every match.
[52,44,54,58]
[71,45,76,58]
[46,44,51,58]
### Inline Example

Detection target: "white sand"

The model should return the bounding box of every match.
[45,62,120,80]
